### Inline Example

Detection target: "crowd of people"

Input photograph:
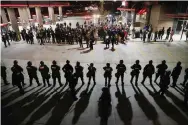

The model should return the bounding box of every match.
[1,59,188,105]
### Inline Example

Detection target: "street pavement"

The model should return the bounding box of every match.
[1,39,188,125]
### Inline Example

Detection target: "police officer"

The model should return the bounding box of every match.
[26,61,41,86]
[130,60,142,85]
[51,29,56,44]
[90,35,94,50]
[87,63,96,84]
[103,63,113,87]
[115,60,126,85]
[1,65,9,85]
[11,60,25,94]
[141,60,155,84]
[181,68,188,87]
[75,61,85,85]
[171,62,182,87]
[154,60,168,83]
[62,60,74,85]
[28,30,34,44]
[111,32,115,50]
[40,29,45,45]
[39,61,51,87]
[51,60,63,87]
[157,71,171,96]
[2,33,10,47]
[78,34,83,48]
[184,84,188,106]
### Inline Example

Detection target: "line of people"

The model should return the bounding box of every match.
[1,30,18,48]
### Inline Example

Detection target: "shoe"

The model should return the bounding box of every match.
[108,84,111,87]
[48,84,51,87]
[82,82,85,85]
[43,84,46,87]
[60,84,63,87]
[29,84,32,87]
[171,85,175,88]
[121,82,124,86]
[115,81,118,84]
[38,83,41,86]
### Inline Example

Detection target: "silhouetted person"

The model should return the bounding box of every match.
[51,60,63,87]
[115,60,126,85]
[26,61,41,86]
[87,63,96,85]
[171,62,182,87]
[143,30,147,42]
[165,27,171,40]
[62,60,73,85]
[98,87,112,125]
[75,61,85,85]
[154,30,158,42]
[1,65,9,85]
[181,68,188,87]
[103,63,113,87]
[141,60,155,85]
[11,60,24,94]
[90,36,94,50]
[78,35,83,48]
[130,60,142,85]
[184,84,188,106]
[154,60,168,83]
[2,33,10,47]
[39,61,51,87]
[169,29,174,42]
[157,71,171,96]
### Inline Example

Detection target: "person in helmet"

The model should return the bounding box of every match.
[62,60,73,85]
[154,60,168,83]
[39,61,51,87]
[75,61,84,85]
[11,60,25,94]
[51,60,63,87]
[130,60,142,85]
[157,71,171,96]
[26,61,41,86]
[115,60,126,85]
[103,63,113,87]
[171,61,182,87]
[141,60,155,85]
[87,63,96,85]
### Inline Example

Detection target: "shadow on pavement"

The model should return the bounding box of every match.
[1,86,50,125]
[143,84,188,125]
[44,84,84,125]
[115,84,133,125]
[98,86,112,125]
[131,83,161,125]
[80,49,92,54]
[72,83,95,124]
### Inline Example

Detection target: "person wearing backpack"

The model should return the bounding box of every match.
[141,60,155,85]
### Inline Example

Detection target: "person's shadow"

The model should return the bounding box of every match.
[2,86,54,125]
[98,87,112,125]
[80,49,92,54]
[44,84,84,125]
[144,84,188,125]
[131,82,161,125]
[115,84,133,125]
[72,83,96,124]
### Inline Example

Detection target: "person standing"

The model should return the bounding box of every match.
[78,34,83,48]
[103,63,113,87]
[11,60,25,94]
[186,30,188,41]
[181,68,188,87]
[154,30,158,42]
[154,60,168,83]
[141,60,155,85]
[161,27,165,40]
[1,65,9,85]
[169,29,174,42]
[26,61,41,86]
[51,60,63,87]
[39,61,51,87]
[2,33,8,47]
[143,30,147,43]
[62,60,74,85]
[105,36,110,49]
[157,71,171,96]
[130,60,142,85]
[28,30,34,44]
[87,63,96,85]
[165,27,171,40]
[115,60,126,85]
[171,62,182,87]
[75,61,85,85]
[90,35,94,50]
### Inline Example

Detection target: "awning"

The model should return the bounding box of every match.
[166,14,188,19]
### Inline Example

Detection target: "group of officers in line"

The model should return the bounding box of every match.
[1,59,188,104]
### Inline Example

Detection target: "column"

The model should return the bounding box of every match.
[18,7,29,28]
[35,7,43,25]
[58,6,62,17]
[48,7,55,24]
[7,8,20,40]
[1,8,8,23]
[27,8,31,19]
